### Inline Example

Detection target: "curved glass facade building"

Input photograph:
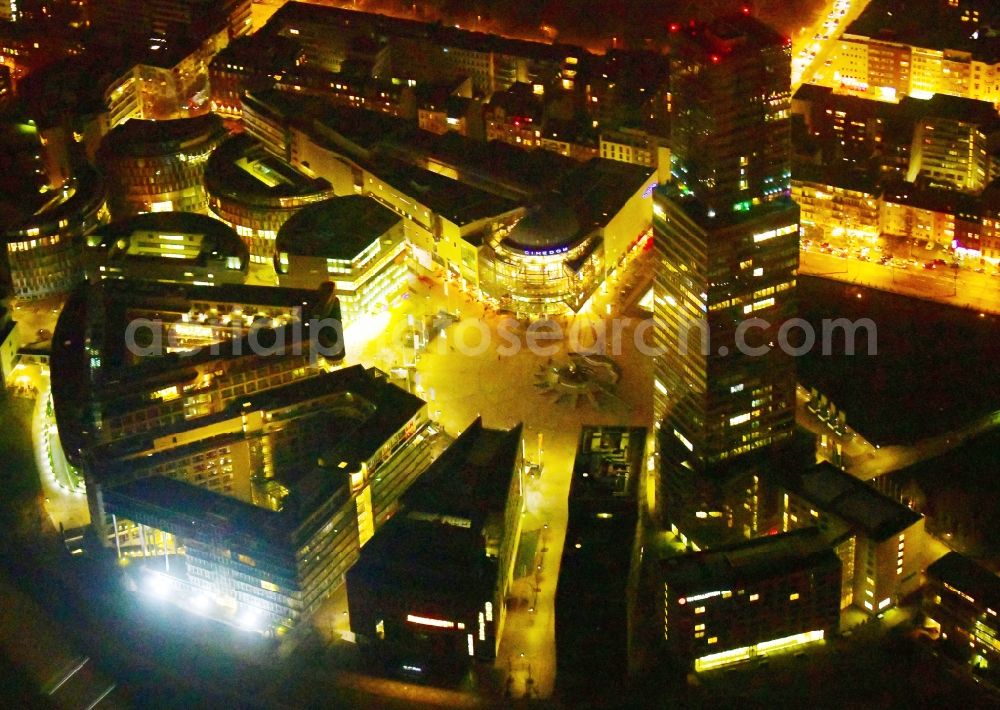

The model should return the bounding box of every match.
[480,201,604,315]
[96,114,228,220]
[3,163,109,300]
[206,134,335,264]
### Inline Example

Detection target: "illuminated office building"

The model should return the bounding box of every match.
[3,163,108,300]
[660,527,840,672]
[51,279,344,482]
[904,94,1000,193]
[205,134,335,264]
[825,0,1000,104]
[82,211,248,286]
[50,277,440,634]
[347,418,523,674]
[96,114,228,219]
[556,426,644,700]
[653,15,799,547]
[275,195,407,325]
[925,551,1000,673]
[479,159,655,314]
[99,363,431,635]
[778,462,925,615]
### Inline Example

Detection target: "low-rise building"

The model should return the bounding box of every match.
[792,162,880,242]
[96,113,228,219]
[275,195,407,325]
[660,527,841,672]
[880,180,981,249]
[83,211,248,286]
[205,134,335,264]
[925,551,1000,673]
[102,364,430,635]
[778,462,925,615]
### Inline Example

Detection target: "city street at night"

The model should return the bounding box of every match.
[3,0,1000,706]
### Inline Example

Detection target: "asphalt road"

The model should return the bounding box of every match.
[800,250,1000,314]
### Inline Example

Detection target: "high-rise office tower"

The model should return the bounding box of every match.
[653,15,800,548]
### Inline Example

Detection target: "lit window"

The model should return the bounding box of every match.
[749,593,759,602]
[789,593,800,601]
[695,606,706,614]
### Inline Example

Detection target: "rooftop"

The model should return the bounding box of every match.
[661,527,839,591]
[347,513,494,606]
[927,551,1000,611]
[265,2,587,64]
[882,180,981,217]
[105,474,294,542]
[570,426,645,504]
[788,462,923,541]
[792,160,880,195]
[401,417,522,526]
[898,94,1000,129]
[276,195,401,260]
[670,14,789,60]
[502,159,654,252]
[97,114,227,159]
[85,211,248,266]
[205,133,333,207]
[374,157,521,226]
[847,0,1000,63]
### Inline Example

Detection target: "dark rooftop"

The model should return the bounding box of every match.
[847,0,1000,64]
[882,181,981,217]
[205,133,333,207]
[105,474,294,541]
[374,157,520,226]
[786,462,923,541]
[401,417,522,526]
[97,114,227,158]
[898,94,1000,130]
[559,158,655,231]
[927,551,1000,611]
[671,14,789,60]
[661,527,839,590]
[502,159,653,252]
[348,513,490,602]
[793,160,880,195]
[265,2,587,64]
[570,426,645,504]
[276,195,401,260]
[505,201,580,250]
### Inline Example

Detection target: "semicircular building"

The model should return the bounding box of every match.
[97,114,228,220]
[206,133,336,264]
[276,195,407,325]
[82,211,249,286]
[3,162,108,300]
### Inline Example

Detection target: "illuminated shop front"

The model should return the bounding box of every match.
[479,202,603,314]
